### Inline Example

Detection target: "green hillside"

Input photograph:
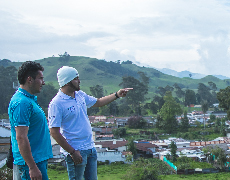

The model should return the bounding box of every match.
[0,56,229,96]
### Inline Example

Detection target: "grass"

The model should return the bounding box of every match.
[47,164,230,180]
[160,172,230,180]
[47,163,131,180]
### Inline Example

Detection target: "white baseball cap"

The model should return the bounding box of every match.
[57,66,79,87]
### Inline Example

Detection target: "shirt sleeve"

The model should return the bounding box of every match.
[48,103,62,128]
[83,92,97,108]
[10,101,32,127]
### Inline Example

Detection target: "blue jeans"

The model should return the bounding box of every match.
[13,160,49,180]
[65,147,97,180]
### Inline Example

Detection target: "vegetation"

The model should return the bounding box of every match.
[160,172,230,180]
[123,158,172,180]
[0,165,13,180]
[2,55,230,179]
[174,156,213,169]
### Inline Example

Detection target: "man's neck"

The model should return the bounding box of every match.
[60,87,75,98]
[19,84,34,95]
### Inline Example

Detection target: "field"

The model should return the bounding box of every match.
[47,164,230,180]
[47,164,130,180]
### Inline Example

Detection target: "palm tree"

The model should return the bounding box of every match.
[201,100,209,129]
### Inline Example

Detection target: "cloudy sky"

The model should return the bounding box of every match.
[1,0,230,76]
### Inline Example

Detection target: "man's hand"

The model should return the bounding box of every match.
[29,165,42,180]
[117,88,133,98]
[71,150,83,165]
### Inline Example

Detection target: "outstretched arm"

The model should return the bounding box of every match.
[93,88,133,107]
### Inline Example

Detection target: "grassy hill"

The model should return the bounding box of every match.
[1,56,229,97]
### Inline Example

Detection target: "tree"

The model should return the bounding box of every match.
[209,114,216,123]
[0,66,18,114]
[157,86,167,96]
[158,91,183,133]
[220,118,227,136]
[173,83,185,99]
[170,141,177,162]
[97,106,110,116]
[117,102,132,116]
[184,89,196,106]
[121,60,132,64]
[112,127,126,138]
[89,84,104,98]
[127,116,147,129]
[137,71,149,86]
[203,146,227,170]
[124,158,171,180]
[108,101,119,116]
[127,138,137,157]
[37,83,58,115]
[181,111,189,132]
[208,81,217,91]
[214,117,221,133]
[201,100,209,129]
[119,76,148,114]
[197,83,214,105]
[217,86,230,119]
[58,52,70,62]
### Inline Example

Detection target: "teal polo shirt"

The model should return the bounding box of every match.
[8,88,53,165]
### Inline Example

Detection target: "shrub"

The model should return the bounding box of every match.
[111,161,125,165]
[97,161,105,166]
[123,158,172,180]
[56,166,66,171]
[48,164,57,169]
[105,160,110,164]
[0,167,13,180]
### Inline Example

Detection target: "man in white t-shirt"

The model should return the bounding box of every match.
[48,66,132,180]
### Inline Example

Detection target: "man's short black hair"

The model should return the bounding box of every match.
[18,61,44,85]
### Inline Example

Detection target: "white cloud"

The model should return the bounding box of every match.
[0,0,230,77]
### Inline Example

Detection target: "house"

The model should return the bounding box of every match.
[95,140,129,163]
[135,141,158,158]
[0,137,10,168]
[115,117,129,127]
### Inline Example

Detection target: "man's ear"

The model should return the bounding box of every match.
[27,76,33,83]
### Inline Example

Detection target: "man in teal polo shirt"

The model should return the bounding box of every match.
[8,61,53,180]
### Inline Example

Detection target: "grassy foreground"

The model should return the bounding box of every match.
[47,163,230,180]
[161,172,230,180]
[47,164,130,180]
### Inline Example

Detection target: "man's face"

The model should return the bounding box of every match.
[30,70,45,94]
[69,76,80,91]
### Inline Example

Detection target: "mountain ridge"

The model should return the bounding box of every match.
[157,68,230,80]
[0,57,229,97]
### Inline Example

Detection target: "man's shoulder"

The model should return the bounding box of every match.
[10,92,30,105]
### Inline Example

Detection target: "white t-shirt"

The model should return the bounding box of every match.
[48,90,97,155]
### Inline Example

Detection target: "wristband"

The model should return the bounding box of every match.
[115,92,119,98]
[70,149,75,155]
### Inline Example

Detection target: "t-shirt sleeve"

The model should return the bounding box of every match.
[83,93,97,108]
[48,103,62,128]
[10,101,32,127]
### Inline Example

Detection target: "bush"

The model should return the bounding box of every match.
[123,158,172,180]
[0,167,13,180]
[97,161,105,166]
[48,164,57,169]
[56,166,66,171]
[111,161,125,165]
[105,160,110,165]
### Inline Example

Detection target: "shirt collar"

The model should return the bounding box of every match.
[17,88,37,101]
[58,89,75,99]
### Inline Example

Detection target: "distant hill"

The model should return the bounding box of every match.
[157,68,230,80]
[1,57,230,97]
